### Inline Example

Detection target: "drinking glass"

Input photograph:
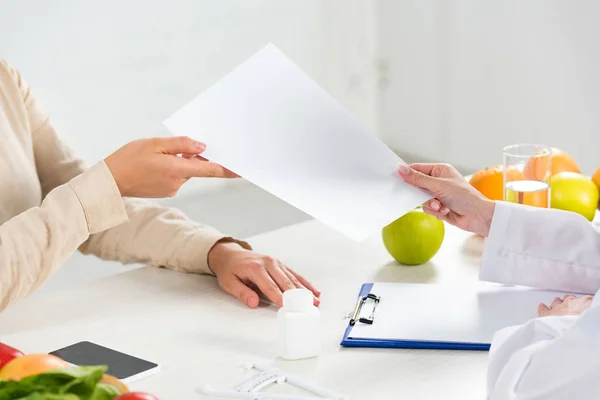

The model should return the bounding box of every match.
[503,144,551,208]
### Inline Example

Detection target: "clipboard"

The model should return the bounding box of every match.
[340,282,572,351]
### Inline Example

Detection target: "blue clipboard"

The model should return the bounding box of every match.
[340,283,490,351]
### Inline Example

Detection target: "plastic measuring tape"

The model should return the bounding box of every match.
[199,362,348,400]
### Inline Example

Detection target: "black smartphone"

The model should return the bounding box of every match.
[49,341,159,382]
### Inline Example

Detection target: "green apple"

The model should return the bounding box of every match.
[551,172,599,221]
[382,208,445,265]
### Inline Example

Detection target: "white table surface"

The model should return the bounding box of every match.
[0,218,490,400]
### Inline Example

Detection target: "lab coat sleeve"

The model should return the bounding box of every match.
[480,201,600,294]
[487,293,600,400]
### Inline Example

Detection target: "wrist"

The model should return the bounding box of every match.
[476,199,495,237]
[104,157,127,197]
[207,241,244,274]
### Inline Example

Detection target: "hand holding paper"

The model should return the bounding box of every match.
[164,44,431,241]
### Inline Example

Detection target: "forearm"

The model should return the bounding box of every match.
[79,199,250,275]
[28,110,250,274]
[481,201,600,293]
[0,163,127,310]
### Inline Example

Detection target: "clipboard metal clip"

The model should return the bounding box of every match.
[348,293,380,326]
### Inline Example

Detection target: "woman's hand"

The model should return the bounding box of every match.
[398,163,496,236]
[208,242,320,308]
[538,295,594,317]
[105,136,237,198]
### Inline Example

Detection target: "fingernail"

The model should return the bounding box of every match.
[430,201,440,211]
[247,295,258,308]
[398,164,410,175]
[196,142,206,151]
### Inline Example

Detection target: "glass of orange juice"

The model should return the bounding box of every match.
[503,144,551,208]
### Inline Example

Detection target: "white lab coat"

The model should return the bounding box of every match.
[481,201,600,400]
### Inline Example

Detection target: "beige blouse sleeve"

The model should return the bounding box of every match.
[1,62,249,310]
[0,159,129,311]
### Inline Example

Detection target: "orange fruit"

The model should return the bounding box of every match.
[593,167,600,209]
[523,148,580,181]
[0,354,70,381]
[522,190,549,208]
[469,165,523,201]
[101,373,130,394]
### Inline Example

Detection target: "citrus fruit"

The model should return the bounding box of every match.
[0,354,69,381]
[551,172,599,221]
[469,165,523,201]
[524,148,580,181]
[592,167,600,210]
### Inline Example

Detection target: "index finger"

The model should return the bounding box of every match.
[156,136,205,155]
[538,302,550,317]
[179,158,239,178]
[408,163,438,176]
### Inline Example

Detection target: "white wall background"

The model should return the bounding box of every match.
[378,0,600,174]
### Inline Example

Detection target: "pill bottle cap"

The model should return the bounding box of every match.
[282,289,314,312]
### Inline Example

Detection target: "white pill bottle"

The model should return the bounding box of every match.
[277,288,321,360]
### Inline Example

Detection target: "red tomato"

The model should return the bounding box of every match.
[0,342,24,370]
[114,393,159,400]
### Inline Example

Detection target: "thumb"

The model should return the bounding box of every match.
[398,164,441,191]
[221,278,260,308]
[156,136,206,155]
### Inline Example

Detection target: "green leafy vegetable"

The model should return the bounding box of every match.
[0,378,41,400]
[0,366,116,400]
[23,366,105,396]
[89,384,120,400]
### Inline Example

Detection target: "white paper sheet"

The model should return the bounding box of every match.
[163,44,431,241]
[350,282,573,344]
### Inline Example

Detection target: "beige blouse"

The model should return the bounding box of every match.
[0,59,248,311]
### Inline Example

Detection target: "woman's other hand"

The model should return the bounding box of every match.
[398,163,496,236]
[208,242,320,308]
[105,136,237,198]
[538,295,594,317]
